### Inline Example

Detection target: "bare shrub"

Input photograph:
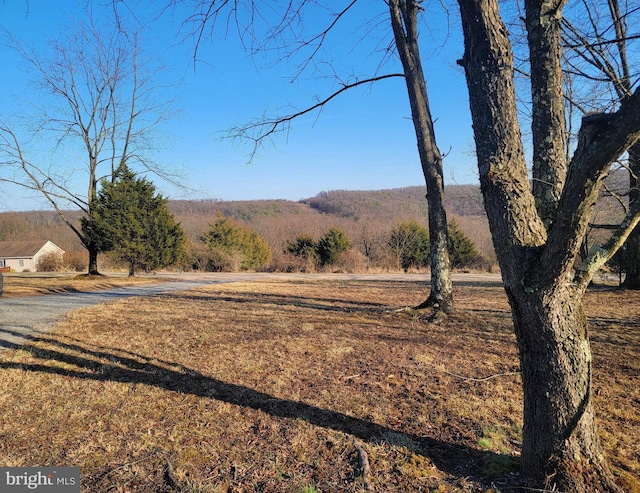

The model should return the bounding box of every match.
[182,241,211,272]
[203,249,236,272]
[265,253,312,273]
[65,251,88,272]
[36,252,64,272]
[329,249,367,273]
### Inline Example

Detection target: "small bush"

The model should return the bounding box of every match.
[388,220,430,271]
[287,235,318,262]
[331,249,367,273]
[182,240,211,272]
[273,253,316,273]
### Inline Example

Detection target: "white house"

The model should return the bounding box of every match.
[0,240,65,272]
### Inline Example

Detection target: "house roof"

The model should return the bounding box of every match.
[0,240,64,258]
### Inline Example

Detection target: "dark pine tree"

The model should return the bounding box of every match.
[316,228,351,266]
[388,220,430,271]
[81,165,185,276]
[447,219,478,268]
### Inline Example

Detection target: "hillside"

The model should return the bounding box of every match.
[1,175,628,273]
[0,185,493,265]
[0,184,492,271]
[301,185,484,220]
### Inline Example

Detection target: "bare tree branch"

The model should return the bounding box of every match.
[576,207,640,286]
[227,73,404,160]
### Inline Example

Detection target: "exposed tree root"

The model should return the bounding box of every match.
[543,456,625,493]
[74,272,105,279]
[413,292,453,314]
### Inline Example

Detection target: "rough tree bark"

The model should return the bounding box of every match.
[527,0,567,229]
[457,0,640,490]
[88,250,100,276]
[389,0,453,313]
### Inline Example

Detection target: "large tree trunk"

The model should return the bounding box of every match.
[389,0,453,313]
[87,248,100,275]
[506,283,619,491]
[457,1,626,490]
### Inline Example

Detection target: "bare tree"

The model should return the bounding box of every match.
[0,10,175,274]
[562,0,640,288]
[168,0,454,312]
[389,0,452,311]
[457,0,640,490]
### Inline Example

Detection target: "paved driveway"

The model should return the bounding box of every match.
[0,272,502,351]
[0,276,240,350]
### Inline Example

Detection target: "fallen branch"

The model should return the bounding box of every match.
[436,369,521,383]
[353,439,372,490]
[342,373,362,380]
[163,455,181,490]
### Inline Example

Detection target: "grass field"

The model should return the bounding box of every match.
[0,272,163,297]
[0,276,638,492]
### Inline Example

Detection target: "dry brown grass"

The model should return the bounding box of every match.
[0,279,638,492]
[0,273,165,297]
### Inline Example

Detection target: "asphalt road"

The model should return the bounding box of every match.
[0,272,502,352]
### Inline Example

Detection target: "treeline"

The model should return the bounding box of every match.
[0,184,499,273]
[167,185,496,273]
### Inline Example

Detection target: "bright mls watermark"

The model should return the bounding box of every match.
[0,467,80,492]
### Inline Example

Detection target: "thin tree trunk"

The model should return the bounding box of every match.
[622,142,640,288]
[389,0,453,313]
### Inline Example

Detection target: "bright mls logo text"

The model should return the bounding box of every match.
[6,470,55,489]
[1,467,80,492]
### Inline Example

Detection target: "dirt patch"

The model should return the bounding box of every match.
[0,279,637,492]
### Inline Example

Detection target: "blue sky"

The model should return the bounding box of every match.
[0,1,477,212]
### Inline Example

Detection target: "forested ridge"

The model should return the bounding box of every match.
[0,178,627,273]
[0,184,487,271]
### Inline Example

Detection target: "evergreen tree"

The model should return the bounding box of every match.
[388,220,430,271]
[81,165,185,276]
[447,219,478,268]
[200,216,271,271]
[286,234,317,262]
[316,228,351,266]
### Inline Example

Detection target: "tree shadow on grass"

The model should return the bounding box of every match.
[173,290,390,314]
[0,331,518,488]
